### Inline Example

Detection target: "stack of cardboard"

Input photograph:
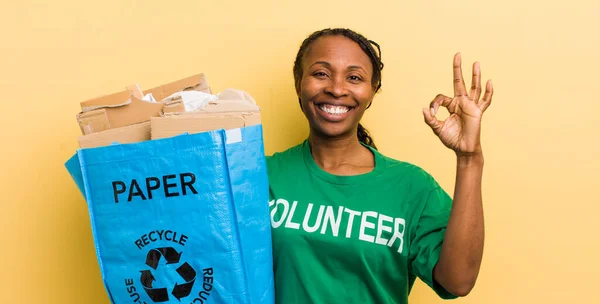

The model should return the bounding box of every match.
[75,74,261,148]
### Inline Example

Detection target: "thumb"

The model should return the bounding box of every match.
[422,107,443,136]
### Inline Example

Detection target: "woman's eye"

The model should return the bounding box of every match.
[348,75,362,81]
[314,72,328,77]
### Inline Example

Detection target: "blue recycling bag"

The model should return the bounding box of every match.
[66,125,274,304]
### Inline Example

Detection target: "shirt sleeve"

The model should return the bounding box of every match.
[408,186,458,300]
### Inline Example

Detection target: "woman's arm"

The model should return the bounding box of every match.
[422,53,493,296]
[433,153,484,296]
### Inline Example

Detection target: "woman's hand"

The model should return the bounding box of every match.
[423,53,493,156]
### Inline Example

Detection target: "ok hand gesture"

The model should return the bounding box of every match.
[423,53,494,156]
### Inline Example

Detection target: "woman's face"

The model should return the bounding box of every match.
[298,35,375,140]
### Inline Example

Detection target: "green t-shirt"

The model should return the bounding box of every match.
[266,140,457,304]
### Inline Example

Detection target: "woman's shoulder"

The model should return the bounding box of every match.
[374,149,440,187]
[266,140,307,169]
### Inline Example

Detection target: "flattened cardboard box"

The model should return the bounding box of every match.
[77,95,164,134]
[77,73,210,135]
[78,122,150,148]
[77,109,111,135]
[142,73,211,101]
[151,112,261,140]
[162,98,260,114]
[152,92,261,139]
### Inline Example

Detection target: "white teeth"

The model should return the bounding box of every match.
[319,104,350,115]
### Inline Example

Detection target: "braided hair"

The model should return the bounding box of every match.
[293,28,384,150]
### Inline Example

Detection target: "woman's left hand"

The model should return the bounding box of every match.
[423,53,494,156]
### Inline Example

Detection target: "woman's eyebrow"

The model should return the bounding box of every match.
[309,61,366,73]
[348,65,366,73]
[309,61,331,68]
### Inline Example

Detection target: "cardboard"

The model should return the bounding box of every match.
[73,74,261,147]
[142,73,211,101]
[76,74,210,135]
[126,84,144,99]
[77,109,111,135]
[80,90,132,112]
[151,87,261,140]
[204,99,260,112]
[150,112,261,140]
[77,96,164,135]
[218,88,257,104]
[162,99,187,114]
[78,122,151,148]
[161,99,260,114]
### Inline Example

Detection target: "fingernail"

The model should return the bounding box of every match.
[430,107,435,116]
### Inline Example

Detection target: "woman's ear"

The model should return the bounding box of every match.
[366,98,374,109]
[296,82,304,111]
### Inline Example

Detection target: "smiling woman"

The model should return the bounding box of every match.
[293,28,383,152]
[266,28,493,304]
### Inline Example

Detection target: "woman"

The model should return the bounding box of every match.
[267,28,492,303]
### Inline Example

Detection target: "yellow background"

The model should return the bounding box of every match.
[1,0,598,303]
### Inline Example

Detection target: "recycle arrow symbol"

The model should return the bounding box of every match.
[172,262,197,301]
[139,247,197,302]
[140,270,169,302]
[145,247,182,270]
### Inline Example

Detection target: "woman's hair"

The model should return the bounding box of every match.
[293,28,384,150]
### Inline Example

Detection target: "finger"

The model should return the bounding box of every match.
[453,52,468,97]
[423,107,444,136]
[469,61,482,101]
[428,94,451,115]
[429,93,453,115]
[479,80,494,112]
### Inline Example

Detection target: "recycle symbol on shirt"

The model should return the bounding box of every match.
[140,247,196,302]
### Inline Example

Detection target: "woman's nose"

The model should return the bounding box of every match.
[324,76,348,98]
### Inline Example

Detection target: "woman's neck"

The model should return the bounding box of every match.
[308,131,375,175]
